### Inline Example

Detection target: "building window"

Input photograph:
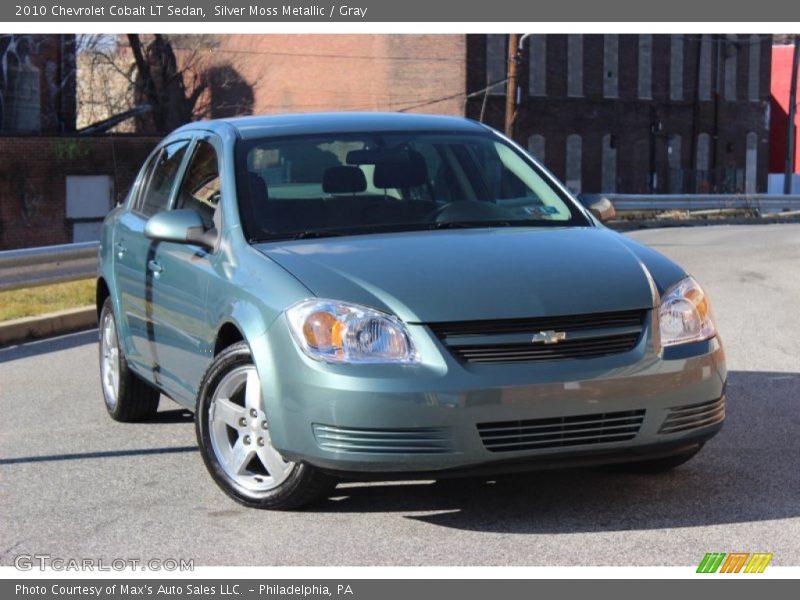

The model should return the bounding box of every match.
[745,132,758,193]
[724,35,738,101]
[699,35,712,101]
[748,34,761,102]
[696,133,711,192]
[603,35,619,98]
[565,134,582,193]
[529,35,546,97]
[638,35,652,100]
[486,34,507,96]
[528,134,546,163]
[667,134,682,193]
[601,134,617,193]
[567,35,583,98]
[670,34,684,101]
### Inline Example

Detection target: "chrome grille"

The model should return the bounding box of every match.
[312,424,453,454]
[429,309,646,364]
[477,409,646,453]
[659,397,726,434]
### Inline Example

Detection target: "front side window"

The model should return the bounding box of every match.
[136,140,190,218]
[175,139,221,228]
[236,131,588,242]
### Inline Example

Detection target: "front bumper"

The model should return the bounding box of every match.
[251,315,727,476]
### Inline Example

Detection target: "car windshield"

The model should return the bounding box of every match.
[235,130,590,241]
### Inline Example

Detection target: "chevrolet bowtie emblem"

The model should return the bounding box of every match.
[531,330,567,344]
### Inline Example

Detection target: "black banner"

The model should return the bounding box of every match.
[4,0,800,22]
[4,579,798,600]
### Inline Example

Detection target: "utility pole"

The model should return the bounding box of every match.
[784,35,800,195]
[505,33,520,138]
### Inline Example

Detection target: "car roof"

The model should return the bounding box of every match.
[173,112,490,140]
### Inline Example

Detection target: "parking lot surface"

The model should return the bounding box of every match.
[1,224,798,566]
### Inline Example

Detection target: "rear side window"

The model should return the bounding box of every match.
[136,140,190,217]
[175,140,221,228]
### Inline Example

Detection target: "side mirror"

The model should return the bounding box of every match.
[588,198,616,222]
[144,209,215,249]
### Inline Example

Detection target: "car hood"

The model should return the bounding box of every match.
[255,227,682,323]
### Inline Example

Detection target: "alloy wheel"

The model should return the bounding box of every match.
[100,310,120,410]
[208,366,295,492]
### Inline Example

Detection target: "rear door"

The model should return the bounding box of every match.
[113,139,191,375]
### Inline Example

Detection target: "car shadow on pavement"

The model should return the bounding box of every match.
[0,329,97,363]
[149,408,194,423]
[312,370,800,534]
[0,445,198,466]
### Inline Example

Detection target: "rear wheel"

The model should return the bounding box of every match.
[195,342,337,509]
[613,446,702,474]
[98,298,160,422]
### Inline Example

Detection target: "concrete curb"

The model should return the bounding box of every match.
[0,306,96,347]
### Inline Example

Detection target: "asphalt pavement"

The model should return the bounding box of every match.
[1,224,798,566]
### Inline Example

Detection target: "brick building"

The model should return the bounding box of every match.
[0,34,76,134]
[0,135,159,249]
[207,34,466,117]
[467,34,773,194]
[0,34,159,250]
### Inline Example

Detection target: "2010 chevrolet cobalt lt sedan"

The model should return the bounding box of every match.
[97,113,726,509]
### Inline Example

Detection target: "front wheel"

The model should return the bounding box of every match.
[195,342,337,510]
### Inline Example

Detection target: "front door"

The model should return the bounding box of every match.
[149,137,223,405]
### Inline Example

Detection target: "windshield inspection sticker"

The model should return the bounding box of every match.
[525,205,559,216]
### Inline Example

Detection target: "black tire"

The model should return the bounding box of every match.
[98,297,160,422]
[612,445,703,474]
[195,341,338,510]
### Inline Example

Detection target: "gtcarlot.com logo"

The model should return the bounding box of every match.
[697,552,773,573]
[14,554,194,572]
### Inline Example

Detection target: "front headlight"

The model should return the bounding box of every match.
[285,299,420,364]
[658,276,717,347]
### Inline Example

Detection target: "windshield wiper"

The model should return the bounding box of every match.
[249,230,347,243]
[248,220,545,244]
[291,230,347,240]
[425,220,536,230]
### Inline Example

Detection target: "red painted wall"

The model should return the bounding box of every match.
[769,45,799,174]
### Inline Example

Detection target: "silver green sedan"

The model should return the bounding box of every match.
[97,113,726,509]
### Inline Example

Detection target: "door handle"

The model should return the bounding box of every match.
[114,242,127,259]
[147,260,163,276]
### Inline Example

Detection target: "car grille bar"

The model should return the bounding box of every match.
[477,409,646,452]
[312,424,454,454]
[428,309,646,364]
[659,397,726,434]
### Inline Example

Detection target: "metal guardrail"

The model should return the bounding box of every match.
[0,241,98,292]
[579,194,800,213]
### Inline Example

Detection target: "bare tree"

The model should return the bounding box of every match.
[77,34,257,134]
[76,34,137,131]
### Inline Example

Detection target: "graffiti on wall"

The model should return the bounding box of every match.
[0,34,75,133]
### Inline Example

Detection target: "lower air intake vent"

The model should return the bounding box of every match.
[659,397,725,434]
[312,424,453,454]
[477,409,645,453]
